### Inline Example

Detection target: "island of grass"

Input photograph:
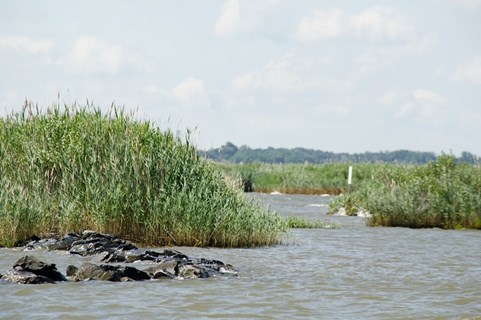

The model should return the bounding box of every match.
[328,155,481,229]
[0,103,290,248]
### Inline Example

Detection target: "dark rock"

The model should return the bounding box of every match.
[74,263,150,282]
[75,262,122,281]
[1,270,56,284]
[162,249,189,260]
[7,231,238,283]
[143,260,178,279]
[66,265,78,277]
[13,255,67,282]
[48,233,81,251]
[100,249,143,263]
[151,269,176,280]
[176,264,210,279]
[217,264,238,275]
[118,266,150,281]
[14,235,41,247]
[24,238,59,251]
[69,232,137,256]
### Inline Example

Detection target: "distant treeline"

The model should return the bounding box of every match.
[201,142,480,164]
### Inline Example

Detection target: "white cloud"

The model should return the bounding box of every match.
[295,6,412,42]
[412,89,445,104]
[349,7,412,41]
[395,89,446,124]
[68,36,142,75]
[233,56,301,92]
[294,8,344,41]
[356,36,438,74]
[232,55,351,94]
[215,0,243,36]
[171,77,210,106]
[0,35,52,54]
[452,55,481,85]
[214,0,278,37]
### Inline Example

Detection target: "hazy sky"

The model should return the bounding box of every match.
[1,1,481,155]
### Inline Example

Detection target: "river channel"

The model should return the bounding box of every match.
[1,193,480,319]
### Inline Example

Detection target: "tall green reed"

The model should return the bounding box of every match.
[0,102,286,247]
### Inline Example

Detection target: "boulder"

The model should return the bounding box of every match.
[143,260,178,279]
[74,262,150,282]
[66,265,79,277]
[69,231,137,256]
[13,255,67,282]
[176,264,210,279]
[1,270,56,284]
[24,238,60,251]
[75,262,122,281]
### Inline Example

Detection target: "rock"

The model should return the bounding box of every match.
[117,266,150,281]
[22,233,81,251]
[24,238,59,251]
[69,232,137,256]
[151,269,176,280]
[14,235,41,247]
[13,255,66,282]
[66,265,79,277]
[176,264,210,279]
[74,263,150,282]
[143,260,178,279]
[75,262,122,281]
[1,270,56,284]
[5,231,238,284]
[48,233,81,250]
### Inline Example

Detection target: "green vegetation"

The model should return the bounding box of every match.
[216,162,374,195]
[201,142,480,164]
[329,155,481,229]
[285,216,339,229]
[0,103,287,247]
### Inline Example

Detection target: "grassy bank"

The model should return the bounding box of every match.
[329,155,481,229]
[0,103,287,247]
[216,162,375,195]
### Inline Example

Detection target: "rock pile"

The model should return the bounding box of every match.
[1,231,237,284]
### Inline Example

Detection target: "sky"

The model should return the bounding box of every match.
[1,0,481,155]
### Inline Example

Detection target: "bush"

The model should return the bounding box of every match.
[328,155,481,229]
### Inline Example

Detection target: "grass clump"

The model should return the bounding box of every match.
[328,155,481,229]
[285,216,339,229]
[0,102,286,247]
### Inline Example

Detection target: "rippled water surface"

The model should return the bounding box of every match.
[1,193,480,319]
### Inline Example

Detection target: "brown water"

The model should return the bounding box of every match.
[1,193,480,319]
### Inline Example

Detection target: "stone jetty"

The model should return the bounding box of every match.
[0,231,237,284]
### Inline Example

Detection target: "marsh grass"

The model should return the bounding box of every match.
[284,216,339,229]
[0,102,286,247]
[328,155,481,229]
[216,162,375,195]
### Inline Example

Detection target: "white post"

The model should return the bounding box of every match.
[348,166,353,185]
